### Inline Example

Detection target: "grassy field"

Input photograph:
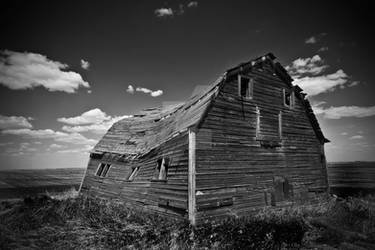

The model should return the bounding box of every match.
[0,168,85,200]
[0,192,374,249]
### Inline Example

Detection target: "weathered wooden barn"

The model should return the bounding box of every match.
[80,53,329,224]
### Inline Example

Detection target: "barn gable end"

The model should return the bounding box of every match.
[79,53,329,224]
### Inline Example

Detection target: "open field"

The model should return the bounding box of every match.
[0,168,85,200]
[328,162,375,197]
[0,193,374,249]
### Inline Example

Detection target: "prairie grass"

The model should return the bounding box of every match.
[0,192,374,249]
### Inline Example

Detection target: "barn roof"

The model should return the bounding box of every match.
[92,53,328,157]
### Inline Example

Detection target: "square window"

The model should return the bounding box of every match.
[238,75,253,99]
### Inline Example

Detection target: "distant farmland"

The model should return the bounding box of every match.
[327,161,375,196]
[0,168,85,200]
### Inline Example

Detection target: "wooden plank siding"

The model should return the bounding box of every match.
[195,62,328,223]
[80,133,189,218]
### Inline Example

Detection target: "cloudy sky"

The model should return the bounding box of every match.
[1,0,374,170]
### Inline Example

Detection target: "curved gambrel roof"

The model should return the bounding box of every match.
[92,53,328,158]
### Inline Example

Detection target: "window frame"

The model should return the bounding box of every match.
[152,157,170,181]
[283,88,295,108]
[127,166,139,181]
[238,75,254,99]
[95,163,112,177]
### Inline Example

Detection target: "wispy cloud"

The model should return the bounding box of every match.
[350,135,364,140]
[286,55,328,76]
[126,85,135,94]
[0,50,90,93]
[0,114,33,130]
[136,87,163,97]
[48,143,65,149]
[187,1,198,8]
[313,104,375,119]
[155,2,198,17]
[305,33,327,44]
[155,8,173,17]
[1,128,96,145]
[293,69,349,96]
[58,108,131,134]
[287,54,358,96]
[305,36,317,44]
[80,59,90,70]
[57,108,110,125]
[126,85,163,97]
[318,47,329,52]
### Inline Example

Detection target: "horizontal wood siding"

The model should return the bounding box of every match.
[80,133,189,218]
[195,63,328,223]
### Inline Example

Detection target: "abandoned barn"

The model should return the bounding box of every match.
[79,53,330,224]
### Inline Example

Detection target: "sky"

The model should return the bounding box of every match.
[0,0,375,170]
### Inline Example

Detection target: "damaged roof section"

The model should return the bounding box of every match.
[93,53,329,158]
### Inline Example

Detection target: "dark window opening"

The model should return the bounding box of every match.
[283,89,294,108]
[238,75,253,99]
[153,157,169,180]
[95,163,111,177]
[128,167,139,181]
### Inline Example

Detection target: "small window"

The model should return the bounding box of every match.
[153,158,169,180]
[238,75,253,99]
[95,163,111,177]
[128,167,139,181]
[283,89,294,108]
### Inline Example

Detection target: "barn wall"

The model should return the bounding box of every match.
[195,62,328,223]
[80,132,189,218]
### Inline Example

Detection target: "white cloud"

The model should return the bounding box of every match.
[87,90,92,94]
[62,123,111,134]
[341,132,348,136]
[313,104,375,119]
[350,135,363,140]
[57,108,110,125]
[286,55,328,76]
[1,128,96,145]
[305,33,327,44]
[293,69,348,96]
[318,47,329,52]
[0,50,90,93]
[348,81,360,87]
[80,59,90,70]
[187,1,198,7]
[136,87,163,97]
[0,142,13,147]
[0,114,33,129]
[56,144,93,154]
[49,143,64,149]
[58,108,131,134]
[126,85,135,94]
[155,8,173,17]
[305,36,317,44]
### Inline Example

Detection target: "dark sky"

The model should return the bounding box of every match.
[1,0,375,169]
